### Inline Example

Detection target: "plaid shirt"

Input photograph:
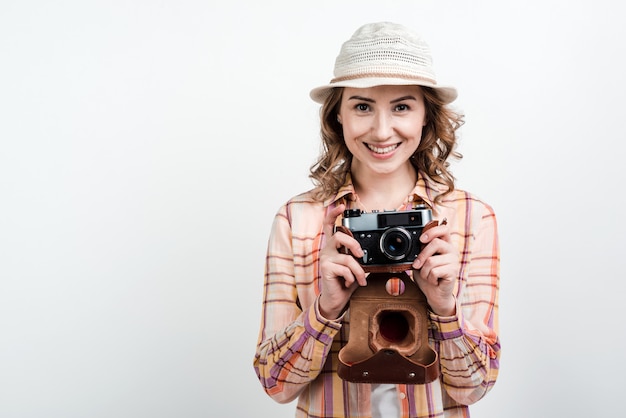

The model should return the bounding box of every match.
[254,174,500,418]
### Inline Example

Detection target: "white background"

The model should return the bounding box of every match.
[1,1,624,417]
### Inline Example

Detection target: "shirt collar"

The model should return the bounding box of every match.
[324,172,446,214]
[323,172,358,208]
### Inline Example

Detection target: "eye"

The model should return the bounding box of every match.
[394,103,410,112]
[355,103,370,112]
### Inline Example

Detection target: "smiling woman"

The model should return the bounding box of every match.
[2,2,624,417]
[338,86,428,206]
[253,21,500,418]
[311,83,463,210]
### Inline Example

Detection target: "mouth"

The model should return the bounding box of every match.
[365,143,400,155]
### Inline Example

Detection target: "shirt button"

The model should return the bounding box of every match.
[399,392,406,400]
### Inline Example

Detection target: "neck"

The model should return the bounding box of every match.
[351,164,418,212]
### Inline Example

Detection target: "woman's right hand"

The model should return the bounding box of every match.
[318,204,367,320]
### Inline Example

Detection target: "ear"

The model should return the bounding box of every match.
[337,114,342,124]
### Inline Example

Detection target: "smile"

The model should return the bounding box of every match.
[366,143,400,154]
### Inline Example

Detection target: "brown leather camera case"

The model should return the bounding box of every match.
[337,271,440,384]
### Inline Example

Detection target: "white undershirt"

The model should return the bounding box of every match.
[371,383,399,418]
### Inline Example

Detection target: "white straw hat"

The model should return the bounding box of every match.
[310,22,457,104]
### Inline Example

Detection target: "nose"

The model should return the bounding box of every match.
[371,110,394,141]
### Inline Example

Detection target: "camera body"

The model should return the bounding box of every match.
[341,207,433,267]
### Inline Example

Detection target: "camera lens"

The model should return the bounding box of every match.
[380,227,412,260]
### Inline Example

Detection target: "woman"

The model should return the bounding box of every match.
[254,22,500,418]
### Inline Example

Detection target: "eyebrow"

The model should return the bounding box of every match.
[347,95,417,103]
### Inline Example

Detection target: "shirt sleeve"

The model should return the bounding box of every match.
[429,201,501,405]
[253,204,341,404]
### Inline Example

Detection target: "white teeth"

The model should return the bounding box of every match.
[366,143,399,154]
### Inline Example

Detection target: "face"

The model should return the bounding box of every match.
[337,85,427,179]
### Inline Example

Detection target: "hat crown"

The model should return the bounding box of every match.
[309,21,457,104]
[333,22,437,84]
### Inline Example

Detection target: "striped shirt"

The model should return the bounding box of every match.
[254,173,500,417]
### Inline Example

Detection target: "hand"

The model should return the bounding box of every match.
[412,221,459,316]
[318,204,367,320]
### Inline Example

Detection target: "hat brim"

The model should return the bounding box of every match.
[309,77,458,105]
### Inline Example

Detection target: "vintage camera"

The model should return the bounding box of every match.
[336,207,441,384]
[341,207,433,267]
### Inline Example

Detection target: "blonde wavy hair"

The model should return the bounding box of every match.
[309,87,464,205]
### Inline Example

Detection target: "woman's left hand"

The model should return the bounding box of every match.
[412,222,460,316]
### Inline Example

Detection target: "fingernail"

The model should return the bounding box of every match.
[420,234,428,243]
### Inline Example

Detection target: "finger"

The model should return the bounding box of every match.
[331,230,364,257]
[416,263,439,287]
[327,255,367,284]
[328,263,360,288]
[419,254,458,283]
[420,223,451,244]
[428,265,455,283]
[337,266,356,287]
[322,251,366,282]
[343,256,367,286]
[413,238,447,269]
[323,204,345,237]
[421,261,447,285]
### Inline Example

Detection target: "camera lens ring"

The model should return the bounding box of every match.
[380,227,413,261]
